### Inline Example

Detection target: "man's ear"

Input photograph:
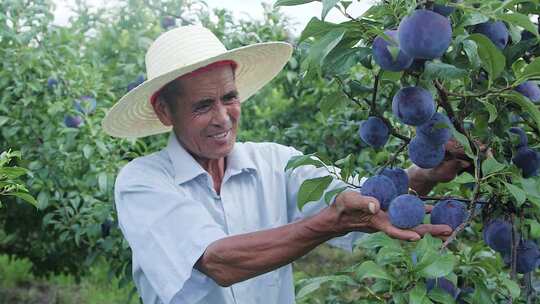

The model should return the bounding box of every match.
[151,96,173,126]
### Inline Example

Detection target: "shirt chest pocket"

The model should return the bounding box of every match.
[222,173,286,235]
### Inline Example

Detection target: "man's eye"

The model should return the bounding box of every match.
[195,104,211,112]
[224,94,238,103]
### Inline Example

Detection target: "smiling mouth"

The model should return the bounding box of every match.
[208,130,230,139]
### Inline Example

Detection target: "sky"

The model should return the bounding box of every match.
[52,0,376,34]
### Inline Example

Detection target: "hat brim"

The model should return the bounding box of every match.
[102,42,293,138]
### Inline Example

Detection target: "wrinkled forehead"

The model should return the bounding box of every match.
[151,60,237,104]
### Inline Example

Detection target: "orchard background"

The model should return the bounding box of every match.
[1,0,540,303]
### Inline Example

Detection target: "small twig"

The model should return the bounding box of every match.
[433,80,466,135]
[371,72,381,114]
[336,4,359,21]
[420,195,489,205]
[510,214,519,281]
[335,77,411,143]
[377,142,409,174]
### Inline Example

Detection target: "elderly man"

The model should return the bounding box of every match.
[104,26,468,304]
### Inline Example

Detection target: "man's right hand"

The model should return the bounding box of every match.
[328,190,453,241]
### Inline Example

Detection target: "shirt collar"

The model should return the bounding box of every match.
[165,132,257,185]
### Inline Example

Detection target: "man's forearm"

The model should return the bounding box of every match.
[195,207,341,287]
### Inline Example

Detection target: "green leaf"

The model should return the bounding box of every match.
[461,39,481,69]
[416,250,455,279]
[356,232,401,250]
[349,80,372,96]
[98,172,108,193]
[428,288,455,304]
[299,17,357,43]
[504,182,527,207]
[423,61,468,81]
[483,101,498,123]
[285,154,325,172]
[516,57,540,81]
[274,0,315,7]
[526,219,540,239]
[296,275,355,298]
[354,261,395,281]
[320,91,347,116]
[453,172,475,184]
[324,186,348,205]
[301,29,347,76]
[481,157,506,176]
[472,282,494,304]
[502,91,540,132]
[321,0,340,20]
[297,175,334,210]
[0,116,9,127]
[409,282,427,304]
[452,129,474,159]
[467,34,506,86]
[501,277,521,299]
[6,192,36,207]
[497,13,539,39]
[323,46,368,76]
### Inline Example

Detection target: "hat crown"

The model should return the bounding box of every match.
[145,26,227,79]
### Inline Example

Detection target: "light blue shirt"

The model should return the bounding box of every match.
[114,132,363,304]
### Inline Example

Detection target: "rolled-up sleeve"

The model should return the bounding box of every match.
[114,162,227,304]
[283,147,364,252]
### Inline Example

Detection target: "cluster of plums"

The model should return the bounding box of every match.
[483,219,540,274]
[360,167,468,229]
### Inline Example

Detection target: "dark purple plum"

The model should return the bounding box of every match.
[408,135,445,169]
[398,9,452,59]
[359,117,390,148]
[483,219,512,257]
[417,112,453,145]
[361,175,398,210]
[512,146,540,178]
[474,21,509,49]
[372,30,413,72]
[509,127,528,148]
[101,219,113,238]
[515,240,540,274]
[427,277,459,299]
[433,4,455,17]
[64,115,82,128]
[127,74,145,92]
[515,81,540,103]
[430,199,468,230]
[47,77,58,88]
[392,87,435,126]
[74,96,97,115]
[161,16,175,29]
[388,194,425,229]
[509,127,540,178]
[381,167,409,195]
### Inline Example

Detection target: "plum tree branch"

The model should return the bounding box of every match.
[441,143,483,250]
[420,195,489,205]
[377,142,409,174]
[433,80,466,135]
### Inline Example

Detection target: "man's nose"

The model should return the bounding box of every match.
[211,103,231,127]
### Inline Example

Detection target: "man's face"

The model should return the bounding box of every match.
[170,65,240,160]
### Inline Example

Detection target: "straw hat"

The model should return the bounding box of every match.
[102,25,293,138]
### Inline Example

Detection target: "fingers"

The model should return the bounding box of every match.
[344,191,380,215]
[370,213,421,241]
[413,224,453,237]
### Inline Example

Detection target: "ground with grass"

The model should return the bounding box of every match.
[0,242,364,303]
